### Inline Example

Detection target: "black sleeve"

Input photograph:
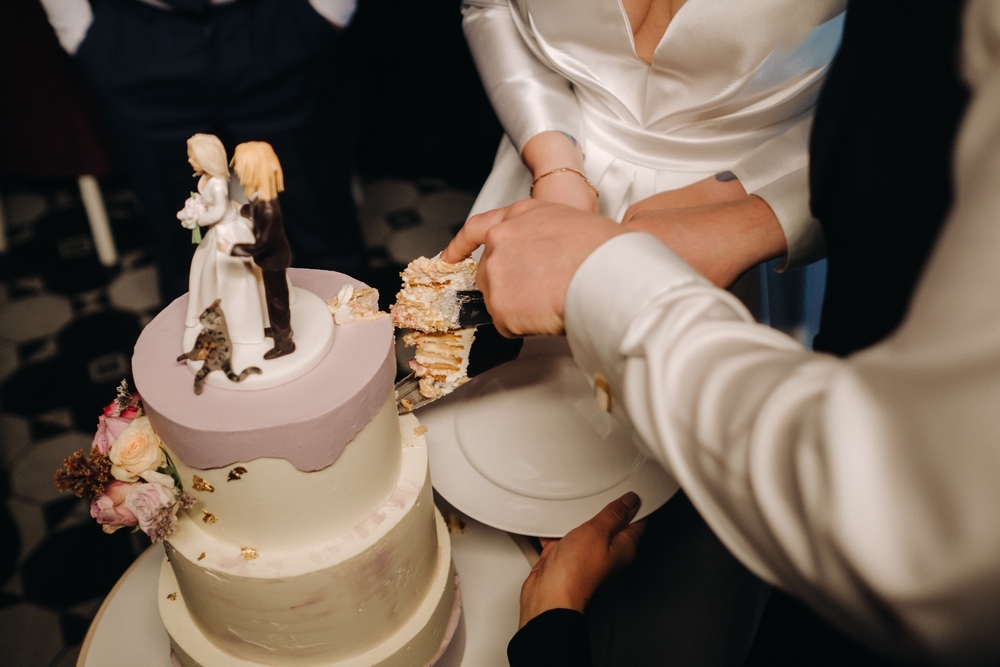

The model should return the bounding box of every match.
[507,608,592,667]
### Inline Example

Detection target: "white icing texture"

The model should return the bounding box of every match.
[160,415,459,666]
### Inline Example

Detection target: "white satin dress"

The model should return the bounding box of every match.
[184,175,266,345]
[463,0,846,269]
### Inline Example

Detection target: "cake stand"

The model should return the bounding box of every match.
[77,505,533,667]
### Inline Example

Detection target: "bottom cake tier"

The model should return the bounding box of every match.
[157,415,460,666]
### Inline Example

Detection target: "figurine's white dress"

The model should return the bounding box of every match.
[185,175,266,345]
[463,0,846,268]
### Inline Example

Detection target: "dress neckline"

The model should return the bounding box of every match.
[616,0,694,67]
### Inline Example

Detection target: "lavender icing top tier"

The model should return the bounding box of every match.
[133,269,395,472]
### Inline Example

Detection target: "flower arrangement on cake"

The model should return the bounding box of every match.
[54,380,194,543]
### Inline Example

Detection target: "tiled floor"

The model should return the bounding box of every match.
[0,176,476,666]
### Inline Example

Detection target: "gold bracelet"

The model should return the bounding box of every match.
[530,168,599,199]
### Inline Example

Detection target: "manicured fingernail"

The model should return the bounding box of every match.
[622,492,639,509]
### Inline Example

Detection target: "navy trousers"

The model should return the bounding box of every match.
[75,0,365,302]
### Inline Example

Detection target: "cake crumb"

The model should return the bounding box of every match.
[167,592,177,601]
[400,398,414,412]
[414,425,428,436]
[197,552,206,561]
[240,546,258,560]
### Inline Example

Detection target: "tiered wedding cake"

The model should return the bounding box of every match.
[133,269,460,667]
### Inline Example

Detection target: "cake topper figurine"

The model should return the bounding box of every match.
[176,299,262,394]
[229,142,296,360]
[177,134,266,346]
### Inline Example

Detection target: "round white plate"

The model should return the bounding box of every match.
[422,338,677,537]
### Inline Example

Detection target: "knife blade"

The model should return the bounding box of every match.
[396,323,524,413]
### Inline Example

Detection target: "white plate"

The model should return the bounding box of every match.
[422,338,677,537]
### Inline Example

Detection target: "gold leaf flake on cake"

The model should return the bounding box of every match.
[240,547,258,560]
[192,475,215,493]
[167,592,177,601]
[413,425,428,436]
[227,466,248,481]
[198,552,206,561]
[202,511,217,524]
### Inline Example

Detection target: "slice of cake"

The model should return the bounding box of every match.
[392,256,479,400]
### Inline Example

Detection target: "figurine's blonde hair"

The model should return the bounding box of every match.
[231,142,285,201]
[186,134,230,179]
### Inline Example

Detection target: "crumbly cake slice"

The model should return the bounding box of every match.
[390,255,478,333]
[392,255,480,399]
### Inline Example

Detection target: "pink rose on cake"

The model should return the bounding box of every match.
[125,481,178,542]
[89,481,138,533]
[109,416,166,483]
[93,391,143,454]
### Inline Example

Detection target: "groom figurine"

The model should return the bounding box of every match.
[230,142,296,360]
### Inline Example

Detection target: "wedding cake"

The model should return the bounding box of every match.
[133,269,460,667]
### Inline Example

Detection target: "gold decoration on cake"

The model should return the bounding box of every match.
[240,546,258,560]
[227,466,248,481]
[594,374,612,413]
[400,398,414,412]
[202,510,217,524]
[167,592,177,601]
[414,425,428,436]
[198,552,206,561]
[192,475,215,492]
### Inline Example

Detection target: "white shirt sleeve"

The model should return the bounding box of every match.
[308,0,356,28]
[563,1,1000,660]
[39,0,93,54]
[461,0,582,153]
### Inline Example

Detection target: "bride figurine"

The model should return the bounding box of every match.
[177,134,266,345]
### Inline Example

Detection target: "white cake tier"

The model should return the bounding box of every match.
[159,415,458,665]
[170,393,402,551]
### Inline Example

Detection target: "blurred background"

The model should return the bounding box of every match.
[0,1,823,665]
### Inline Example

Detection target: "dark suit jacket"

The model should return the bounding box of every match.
[748,2,969,665]
[235,199,292,272]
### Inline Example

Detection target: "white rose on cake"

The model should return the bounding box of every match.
[109,416,167,483]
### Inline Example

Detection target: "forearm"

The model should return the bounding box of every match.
[624,194,787,288]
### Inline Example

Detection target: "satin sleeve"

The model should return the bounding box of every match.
[730,116,825,270]
[195,178,231,227]
[462,0,582,152]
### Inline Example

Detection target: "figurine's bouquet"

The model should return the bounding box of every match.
[177,192,208,243]
[54,381,194,543]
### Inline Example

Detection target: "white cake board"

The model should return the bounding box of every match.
[182,286,334,391]
[78,509,532,667]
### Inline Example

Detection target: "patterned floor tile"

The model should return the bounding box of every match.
[415,190,476,230]
[0,603,63,667]
[0,342,17,383]
[107,265,160,314]
[7,498,46,563]
[360,179,420,218]
[0,294,73,343]
[386,224,455,266]
[0,414,31,466]
[1,193,49,226]
[10,431,93,503]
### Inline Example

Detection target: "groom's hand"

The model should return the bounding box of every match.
[441,200,626,337]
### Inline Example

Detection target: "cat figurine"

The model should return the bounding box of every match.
[176,299,262,395]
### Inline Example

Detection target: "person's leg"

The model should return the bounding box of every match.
[586,492,769,667]
[261,269,293,359]
[74,0,219,303]
[216,0,366,276]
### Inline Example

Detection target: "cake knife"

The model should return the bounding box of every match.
[395,293,523,413]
